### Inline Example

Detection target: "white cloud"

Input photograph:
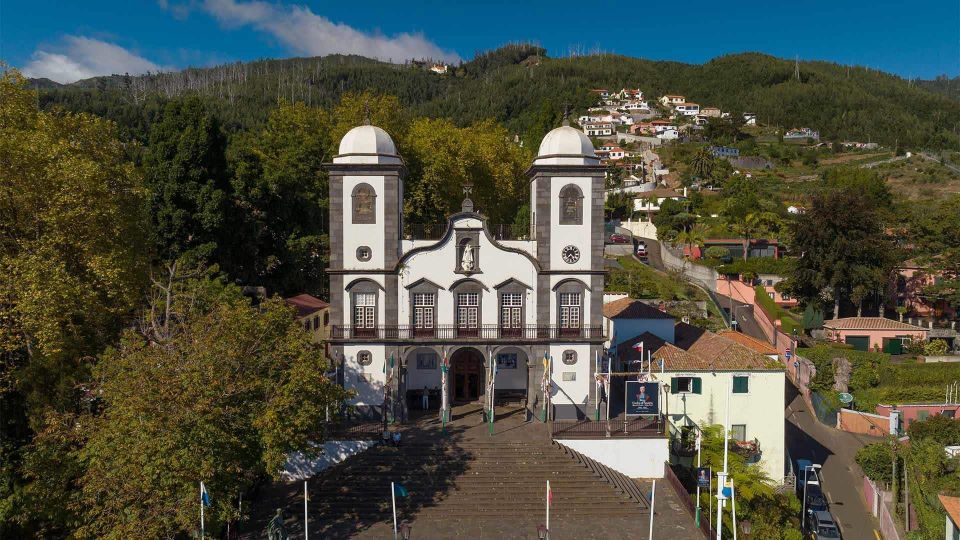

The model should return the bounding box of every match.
[201,0,461,63]
[22,36,163,84]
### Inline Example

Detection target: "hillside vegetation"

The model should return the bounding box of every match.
[34,45,960,150]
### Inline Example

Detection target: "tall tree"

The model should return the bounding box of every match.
[22,266,349,539]
[0,69,148,537]
[907,194,960,312]
[790,174,898,319]
[228,100,333,295]
[142,96,231,263]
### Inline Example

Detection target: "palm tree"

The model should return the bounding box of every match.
[677,223,707,259]
[689,147,715,182]
[733,211,781,261]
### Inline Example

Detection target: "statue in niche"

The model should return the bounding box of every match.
[461,242,475,272]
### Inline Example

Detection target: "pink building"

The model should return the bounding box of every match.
[875,403,959,433]
[890,261,957,320]
[822,317,928,353]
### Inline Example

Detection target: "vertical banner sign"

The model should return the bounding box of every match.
[624,381,659,416]
[695,467,712,489]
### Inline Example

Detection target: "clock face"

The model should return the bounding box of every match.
[562,245,580,264]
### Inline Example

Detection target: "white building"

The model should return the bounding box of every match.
[674,103,701,116]
[326,121,607,421]
[583,122,614,137]
[743,113,757,126]
[657,128,680,140]
[618,323,786,482]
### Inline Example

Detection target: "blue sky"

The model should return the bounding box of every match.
[2,0,958,83]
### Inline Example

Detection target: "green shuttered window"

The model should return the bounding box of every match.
[732,376,749,394]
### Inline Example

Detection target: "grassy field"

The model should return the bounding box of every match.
[874,155,960,200]
[754,286,801,334]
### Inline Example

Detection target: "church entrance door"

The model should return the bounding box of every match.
[450,347,485,403]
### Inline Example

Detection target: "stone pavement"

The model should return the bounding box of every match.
[242,404,701,539]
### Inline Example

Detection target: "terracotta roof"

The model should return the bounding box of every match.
[636,187,685,199]
[940,494,960,526]
[717,330,778,355]
[603,298,676,320]
[822,317,928,332]
[284,293,329,317]
[662,323,782,371]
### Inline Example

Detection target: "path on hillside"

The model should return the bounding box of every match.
[785,382,881,540]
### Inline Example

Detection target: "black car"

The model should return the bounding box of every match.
[805,510,841,539]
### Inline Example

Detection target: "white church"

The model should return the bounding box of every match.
[326,120,607,421]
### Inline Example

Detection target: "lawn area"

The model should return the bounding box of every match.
[608,256,705,301]
[754,286,801,334]
[799,344,960,411]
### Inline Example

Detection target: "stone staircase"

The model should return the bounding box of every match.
[312,432,649,528]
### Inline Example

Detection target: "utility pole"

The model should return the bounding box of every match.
[795,55,800,81]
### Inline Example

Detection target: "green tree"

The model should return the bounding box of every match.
[228,100,333,296]
[0,69,148,536]
[688,147,716,181]
[23,265,349,539]
[908,195,960,310]
[142,96,231,262]
[790,173,898,319]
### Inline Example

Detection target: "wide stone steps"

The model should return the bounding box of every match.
[311,437,647,521]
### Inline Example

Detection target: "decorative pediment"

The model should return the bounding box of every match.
[493,278,532,291]
[405,278,445,291]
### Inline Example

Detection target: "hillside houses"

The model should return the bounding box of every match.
[659,95,686,107]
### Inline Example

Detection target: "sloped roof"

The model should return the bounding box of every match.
[603,298,675,320]
[284,294,329,317]
[659,323,781,371]
[717,330,778,355]
[822,317,928,332]
[940,494,960,526]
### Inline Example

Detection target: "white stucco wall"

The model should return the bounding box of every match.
[549,343,592,407]
[397,217,539,327]
[341,175,386,270]
[549,177,594,271]
[656,370,786,482]
[342,344,388,406]
[556,438,668,478]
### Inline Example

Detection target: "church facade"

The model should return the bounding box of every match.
[326,121,607,421]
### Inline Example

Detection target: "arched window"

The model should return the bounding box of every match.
[352,183,376,224]
[559,184,583,225]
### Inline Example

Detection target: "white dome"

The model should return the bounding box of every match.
[534,125,599,166]
[333,125,402,165]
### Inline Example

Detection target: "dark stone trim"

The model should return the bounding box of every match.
[383,172,401,268]
[405,277,446,291]
[591,174,605,271]
[345,278,386,292]
[537,274,550,326]
[454,230,481,274]
[553,404,589,421]
[552,278,592,292]
[328,269,395,275]
[493,277,532,291]
[449,277,490,292]
[525,164,607,179]
[329,175,343,270]
[561,350,578,365]
[590,273,604,327]
[540,270,606,275]
[384,274,398,326]
[534,176,551,269]
[323,163,406,174]
[329,275,343,325]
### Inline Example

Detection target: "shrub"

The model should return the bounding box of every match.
[924,339,949,356]
[856,442,893,484]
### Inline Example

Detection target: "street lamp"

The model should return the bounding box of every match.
[399,522,412,540]
[801,464,822,532]
[537,524,549,539]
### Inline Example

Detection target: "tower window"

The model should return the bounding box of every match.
[559,184,583,225]
[352,183,376,224]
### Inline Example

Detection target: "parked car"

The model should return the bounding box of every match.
[635,241,647,257]
[805,510,841,539]
[608,233,630,244]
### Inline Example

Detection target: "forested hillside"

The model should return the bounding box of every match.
[34,45,960,149]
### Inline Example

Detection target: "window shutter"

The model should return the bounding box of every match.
[692,377,702,394]
[670,377,679,394]
[733,376,749,394]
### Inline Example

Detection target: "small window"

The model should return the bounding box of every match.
[312,316,320,331]
[323,312,329,326]
[732,376,749,394]
[671,376,701,394]
[562,350,578,365]
[416,353,437,370]
[917,411,930,421]
[559,184,583,225]
[357,350,373,366]
[731,424,746,441]
[356,246,372,261]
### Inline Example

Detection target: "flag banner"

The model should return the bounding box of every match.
[200,482,211,507]
[695,467,711,488]
[393,483,409,497]
[624,381,659,415]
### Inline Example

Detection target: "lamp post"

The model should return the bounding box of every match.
[801,463,822,532]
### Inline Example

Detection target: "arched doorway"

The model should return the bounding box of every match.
[449,347,485,403]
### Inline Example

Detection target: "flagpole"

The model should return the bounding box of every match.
[199,482,205,540]
[695,431,702,527]
[391,481,398,540]
[304,480,309,540]
[546,480,551,539]
[731,479,738,540]
[648,480,656,539]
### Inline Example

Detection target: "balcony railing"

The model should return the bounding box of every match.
[331,324,605,341]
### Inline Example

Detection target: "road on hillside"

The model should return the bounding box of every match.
[712,291,767,342]
[785,381,882,540]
